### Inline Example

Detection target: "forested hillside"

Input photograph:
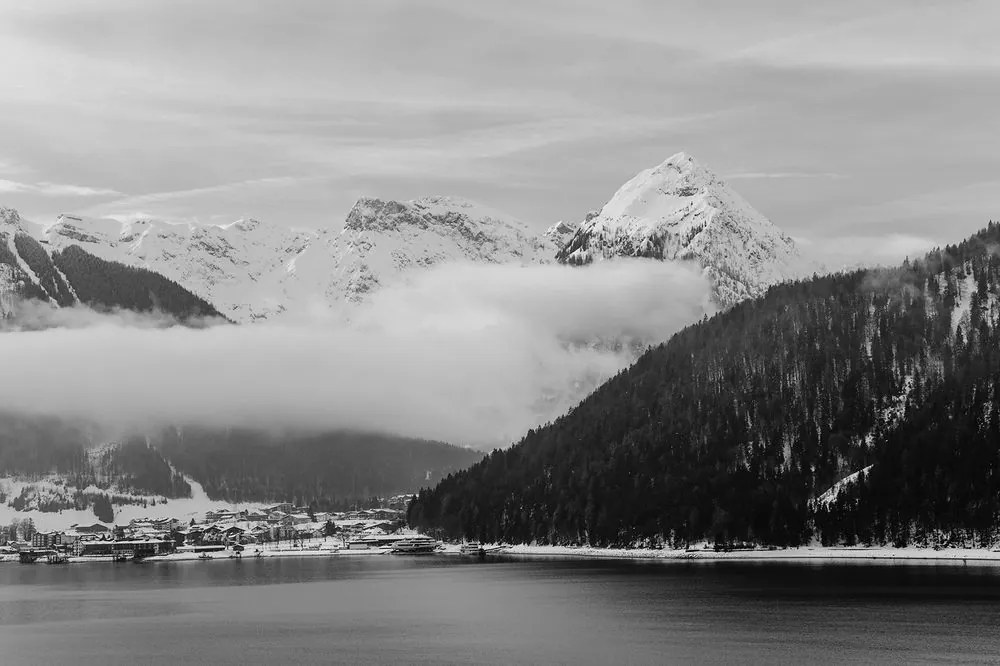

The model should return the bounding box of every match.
[155,427,484,507]
[0,412,483,515]
[52,245,222,321]
[13,233,75,306]
[408,222,1000,548]
[0,413,192,518]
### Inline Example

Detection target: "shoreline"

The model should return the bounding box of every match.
[7,543,1000,566]
[492,544,1000,564]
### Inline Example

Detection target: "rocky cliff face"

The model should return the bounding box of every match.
[325,195,558,305]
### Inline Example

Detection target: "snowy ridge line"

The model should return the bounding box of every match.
[26,153,804,320]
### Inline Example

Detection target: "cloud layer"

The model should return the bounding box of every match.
[0,260,712,447]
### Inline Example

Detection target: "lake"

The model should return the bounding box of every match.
[1,555,999,664]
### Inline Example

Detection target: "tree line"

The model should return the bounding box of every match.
[409,222,1000,548]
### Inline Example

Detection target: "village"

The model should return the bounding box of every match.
[0,497,451,563]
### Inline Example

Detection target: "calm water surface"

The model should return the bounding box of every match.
[1,556,999,664]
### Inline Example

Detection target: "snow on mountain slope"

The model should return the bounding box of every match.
[42,214,326,322]
[557,152,809,307]
[542,220,578,250]
[39,196,563,321]
[324,196,558,305]
[1,206,75,315]
[33,154,803,319]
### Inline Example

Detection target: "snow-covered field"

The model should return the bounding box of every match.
[0,473,263,532]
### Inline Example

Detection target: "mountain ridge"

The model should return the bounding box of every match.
[29,153,805,319]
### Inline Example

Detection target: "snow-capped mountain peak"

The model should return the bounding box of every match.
[557,152,808,306]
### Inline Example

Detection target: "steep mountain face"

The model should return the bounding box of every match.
[557,153,807,307]
[326,196,558,305]
[409,223,1000,549]
[2,206,222,322]
[1,207,76,315]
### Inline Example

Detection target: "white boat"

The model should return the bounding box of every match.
[459,542,483,556]
[390,536,440,554]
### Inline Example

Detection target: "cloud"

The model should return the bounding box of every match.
[725,172,847,181]
[0,299,223,332]
[101,176,300,209]
[799,233,938,270]
[732,1,1000,71]
[0,179,120,197]
[0,259,713,447]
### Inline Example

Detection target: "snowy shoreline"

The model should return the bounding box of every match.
[8,541,1000,566]
[494,544,1000,563]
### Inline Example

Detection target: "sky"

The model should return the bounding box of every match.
[1,0,998,265]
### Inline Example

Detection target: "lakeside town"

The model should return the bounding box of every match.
[5,496,1000,566]
[0,496,479,563]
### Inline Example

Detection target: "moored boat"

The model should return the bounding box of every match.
[459,542,483,556]
[390,536,440,554]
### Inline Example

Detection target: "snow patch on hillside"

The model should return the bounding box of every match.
[951,270,976,337]
[0,472,262,531]
[814,465,874,507]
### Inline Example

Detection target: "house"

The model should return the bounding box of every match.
[58,532,81,548]
[201,526,225,544]
[264,503,293,514]
[205,509,239,523]
[72,523,111,535]
[274,524,296,541]
[32,532,63,549]
[222,526,246,543]
[294,525,324,541]
[78,539,174,558]
[369,509,403,521]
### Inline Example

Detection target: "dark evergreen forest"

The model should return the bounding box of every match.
[52,245,222,320]
[408,222,1000,548]
[0,231,49,303]
[13,233,75,306]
